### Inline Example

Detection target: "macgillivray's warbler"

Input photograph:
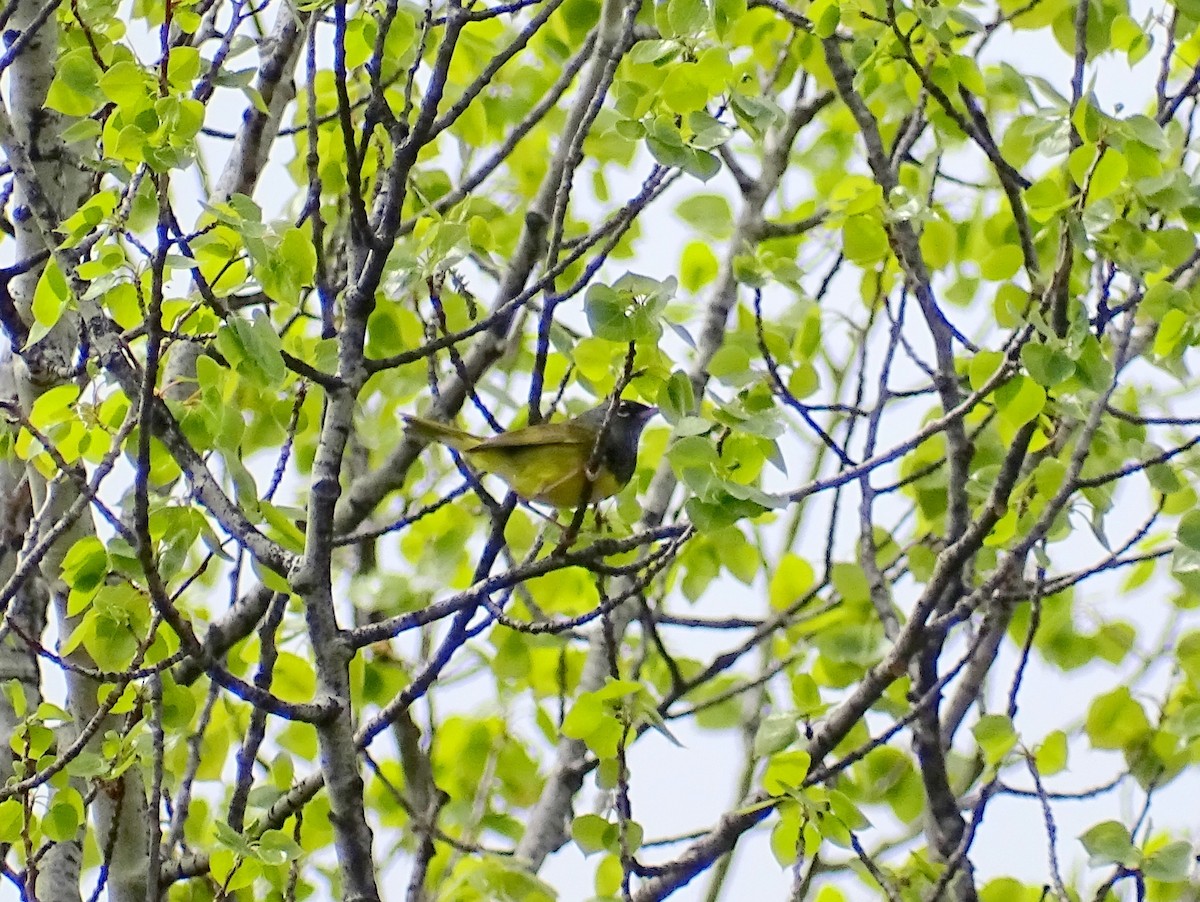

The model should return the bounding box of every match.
[402,400,657,508]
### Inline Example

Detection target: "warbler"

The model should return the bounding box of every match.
[402,400,657,507]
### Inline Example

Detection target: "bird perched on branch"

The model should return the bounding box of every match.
[402,399,657,508]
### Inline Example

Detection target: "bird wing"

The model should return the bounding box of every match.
[402,415,482,452]
[470,421,598,450]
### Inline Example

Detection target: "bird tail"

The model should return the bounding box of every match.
[402,414,479,452]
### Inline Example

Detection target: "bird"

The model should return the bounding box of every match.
[402,399,657,508]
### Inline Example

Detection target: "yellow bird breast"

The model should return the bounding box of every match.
[464,444,622,507]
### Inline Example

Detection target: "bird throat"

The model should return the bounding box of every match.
[600,430,638,485]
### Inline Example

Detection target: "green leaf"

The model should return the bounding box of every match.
[1175,631,1200,684]
[61,191,119,248]
[584,274,672,342]
[1177,510,1200,551]
[1126,114,1169,151]
[829,789,870,830]
[1142,840,1193,881]
[273,652,316,704]
[753,714,799,757]
[768,554,816,609]
[728,92,784,141]
[712,0,746,34]
[809,0,841,36]
[3,682,26,720]
[842,216,889,265]
[46,49,103,115]
[61,536,109,594]
[43,788,84,842]
[680,240,720,292]
[968,350,1005,391]
[100,61,153,109]
[1079,820,1137,867]
[675,194,733,239]
[31,260,70,339]
[980,878,1031,901]
[980,244,1022,280]
[770,803,803,865]
[257,829,304,865]
[214,819,257,856]
[1089,150,1129,202]
[717,527,759,583]
[791,674,822,715]
[562,693,622,758]
[259,501,307,553]
[0,799,23,843]
[831,562,871,606]
[1156,228,1196,268]
[594,853,622,896]
[679,147,721,181]
[1171,544,1200,594]
[688,109,733,150]
[629,39,679,65]
[1026,176,1069,216]
[260,227,318,303]
[215,311,286,386]
[572,814,614,855]
[1154,308,1189,357]
[994,375,1046,427]
[1085,687,1150,750]
[17,723,55,758]
[593,677,644,702]
[1142,458,1180,494]
[1035,730,1068,775]
[662,64,708,113]
[1074,335,1114,391]
[762,749,811,794]
[167,46,202,88]
[658,370,696,423]
[1022,343,1075,387]
[972,714,1017,765]
[160,681,197,731]
[706,345,752,383]
[667,0,710,35]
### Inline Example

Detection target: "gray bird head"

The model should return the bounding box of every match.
[577,400,658,484]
